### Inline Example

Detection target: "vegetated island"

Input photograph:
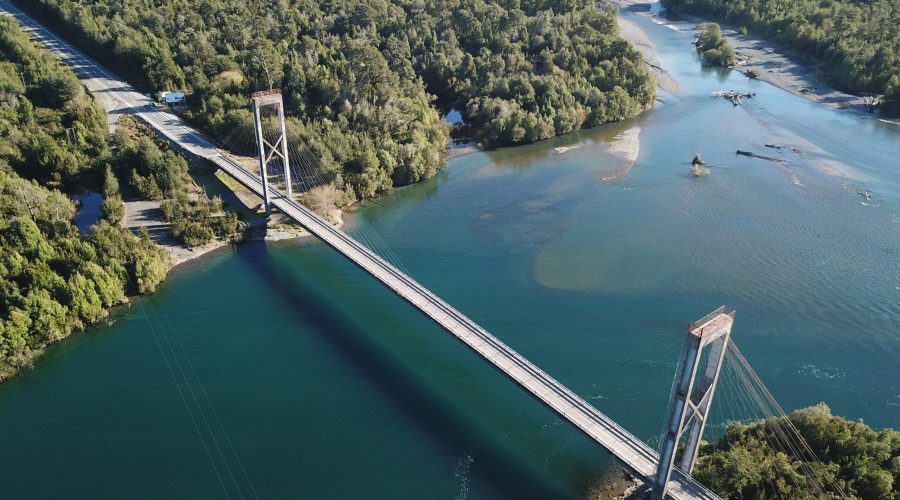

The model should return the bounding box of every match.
[662,0,900,114]
[585,404,898,499]
[695,22,736,68]
[18,0,656,202]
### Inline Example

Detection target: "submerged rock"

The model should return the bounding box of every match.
[691,163,711,177]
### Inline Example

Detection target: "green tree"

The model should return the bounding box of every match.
[696,404,899,499]
[696,23,737,67]
[0,18,175,380]
[663,0,899,103]
[18,0,657,194]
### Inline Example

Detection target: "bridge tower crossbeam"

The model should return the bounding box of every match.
[251,89,291,213]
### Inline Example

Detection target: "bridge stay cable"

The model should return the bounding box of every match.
[153,295,262,500]
[136,299,235,499]
[144,295,262,499]
[249,102,412,275]
[242,89,731,499]
[686,338,849,499]
[720,362,804,498]
[725,344,848,498]
[283,126,412,275]
[0,5,741,497]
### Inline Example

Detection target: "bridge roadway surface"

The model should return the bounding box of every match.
[0,2,719,498]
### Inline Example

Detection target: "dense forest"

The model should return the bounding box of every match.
[18,0,655,199]
[0,16,174,378]
[662,0,900,113]
[695,404,899,499]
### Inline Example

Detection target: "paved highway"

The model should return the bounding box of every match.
[0,2,719,498]
[0,1,221,155]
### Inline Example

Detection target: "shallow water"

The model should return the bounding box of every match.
[0,8,897,499]
[72,190,103,233]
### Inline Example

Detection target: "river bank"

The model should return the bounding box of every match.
[121,191,321,268]
[585,472,644,499]
[448,140,482,160]
[685,17,870,113]
[615,14,679,95]
[2,2,898,495]
[611,0,884,116]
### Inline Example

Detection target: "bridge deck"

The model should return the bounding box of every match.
[210,156,718,500]
[0,2,719,497]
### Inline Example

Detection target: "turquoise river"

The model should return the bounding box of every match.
[0,7,897,500]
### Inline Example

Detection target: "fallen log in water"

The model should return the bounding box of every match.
[736,149,785,163]
[712,90,756,106]
[766,143,804,155]
[712,91,756,98]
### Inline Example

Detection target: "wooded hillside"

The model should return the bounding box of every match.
[19,0,654,198]
[0,17,170,378]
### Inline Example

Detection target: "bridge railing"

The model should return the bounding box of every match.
[211,151,721,500]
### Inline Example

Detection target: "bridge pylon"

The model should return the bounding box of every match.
[652,306,735,499]
[251,89,292,213]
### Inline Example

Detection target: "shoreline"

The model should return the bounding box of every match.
[165,226,320,269]
[614,11,679,95]
[448,141,482,160]
[122,193,319,269]
[682,14,871,114]
[80,0,882,275]
[611,0,891,117]
[167,207,346,268]
[585,471,645,500]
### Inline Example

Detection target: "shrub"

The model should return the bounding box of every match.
[161,193,242,248]
[696,23,737,67]
[100,195,124,224]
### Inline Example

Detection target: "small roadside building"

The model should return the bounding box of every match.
[159,91,185,105]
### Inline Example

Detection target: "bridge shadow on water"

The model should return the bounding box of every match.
[236,241,581,498]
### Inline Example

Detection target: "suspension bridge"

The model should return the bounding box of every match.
[213,91,722,500]
[0,2,848,498]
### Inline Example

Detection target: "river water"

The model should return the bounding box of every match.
[1,9,897,500]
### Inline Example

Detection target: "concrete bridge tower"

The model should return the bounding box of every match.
[653,306,735,499]
[251,89,292,213]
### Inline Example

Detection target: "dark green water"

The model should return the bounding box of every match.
[1,9,898,499]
